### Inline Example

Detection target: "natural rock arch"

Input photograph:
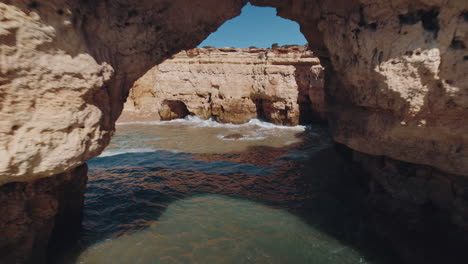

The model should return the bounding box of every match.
[1,0,466,183]
[0,0,467,263]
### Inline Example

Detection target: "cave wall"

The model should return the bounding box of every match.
[253,0,468,177]
[0,164,87,264]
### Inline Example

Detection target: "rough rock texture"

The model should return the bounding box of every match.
[0,0,247,182]
[119,46,325,125]
[0,2,113,184]
[351,151,468,263]
[0,164,87,264]
[0,0,466,181]
[0,0,467,262]
[253,0,468,177]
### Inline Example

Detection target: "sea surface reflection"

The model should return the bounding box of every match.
[51,118,396,263]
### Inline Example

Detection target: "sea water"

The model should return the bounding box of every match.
[52,117,397,264]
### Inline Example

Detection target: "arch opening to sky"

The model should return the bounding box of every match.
[198,3,307,48]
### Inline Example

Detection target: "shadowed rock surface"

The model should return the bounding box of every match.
[0,164,87,264]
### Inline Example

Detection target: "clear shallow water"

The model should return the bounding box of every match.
[52,118,397,264]
[77,195,367,264]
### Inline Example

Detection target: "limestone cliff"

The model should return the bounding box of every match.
[119,46,325,125]
[1,0,466,181]
[1,0,468,263]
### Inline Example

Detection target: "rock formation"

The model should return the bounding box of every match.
[254,0,468,178]
[0,0,467,263]
[1,0,465,185]
[119,46,325,125]
[0,164,87,264]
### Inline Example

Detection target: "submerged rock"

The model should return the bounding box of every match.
[223,133,244,139]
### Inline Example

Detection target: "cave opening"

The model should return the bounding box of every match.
[159,100,193,120]
[48,4,372,264]
[118,2,324,127]
[47,3,398,264]
[198,3,307,48]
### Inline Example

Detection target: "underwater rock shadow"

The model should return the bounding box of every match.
[50,129,396,264]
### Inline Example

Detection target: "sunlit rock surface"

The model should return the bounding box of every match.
[253,0,468,176]
[119,46,325,125]
[0,0,247,182]
[0,0,466,181]
[0,0,467,263]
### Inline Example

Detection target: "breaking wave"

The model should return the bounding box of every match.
[98,148,155,157]
[116,116,306,131]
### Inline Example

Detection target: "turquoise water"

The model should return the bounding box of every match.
[52,118,397,264]
[77,195,367,264]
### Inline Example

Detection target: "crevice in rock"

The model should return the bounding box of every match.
[450,38,466,50]
[253,98,267,122]
[460,11,468,22]
[27,1,40,9]
[398,8,440,38]
[358,5,378,31]
[420,9,440,37]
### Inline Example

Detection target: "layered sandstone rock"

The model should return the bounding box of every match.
[119,46,325,125]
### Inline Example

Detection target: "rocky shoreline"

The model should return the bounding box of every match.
[119,46,326,125]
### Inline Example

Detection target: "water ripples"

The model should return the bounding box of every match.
[51,123,396,264]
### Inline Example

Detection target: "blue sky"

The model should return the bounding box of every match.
[198,3,307,48]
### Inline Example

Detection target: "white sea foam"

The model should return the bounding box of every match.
[117,116,306,131]
[115,121,166,126]
[98,148,155,157]
[216,135,267,141]
[245,119,305,131]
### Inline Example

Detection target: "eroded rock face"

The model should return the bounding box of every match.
[0,0,247,182]
[1,0,466,181]
[352,151,468,263]
[0,164,87,264]
[253,0,468,177]
[0,0,467,262]
[1,0,466,182]
[119,46,325,125]
[0,2,113,184]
